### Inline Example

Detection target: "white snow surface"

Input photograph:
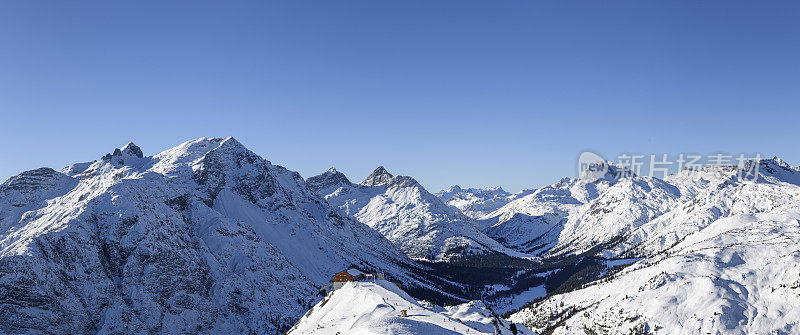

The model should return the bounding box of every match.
[289,280,535,335]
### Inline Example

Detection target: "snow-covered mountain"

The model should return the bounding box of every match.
[606,159,800,257]
[490,158,800,333]
[6,138,800,334]
[435,185,534,219]
[509,206,800,334]
[0,137,443,334]
[307,167,529,262]
[479,159,800,259]
[479,162,625,255]
[289,280,535,335]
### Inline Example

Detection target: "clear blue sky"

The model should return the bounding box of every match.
[1,1,798,192]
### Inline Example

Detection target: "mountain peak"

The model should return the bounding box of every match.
[220,136,240,146]
[487,186,506,193]
[361,166,394,186]
[214,136,249,153]
[306,167,353,196]
[120,142,144,158]
[102,142,144,161]
[769,156,791,169]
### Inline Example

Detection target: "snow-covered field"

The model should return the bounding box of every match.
[289,280,535,335]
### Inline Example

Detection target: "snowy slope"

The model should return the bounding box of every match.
[509,208,800,334]
[0,137,437,334]
[435,185,534,219]
[289,280,535,335]
[308,167,531,262]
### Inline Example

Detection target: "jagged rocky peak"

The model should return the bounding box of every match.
[435,185,461,199]
[731,155,773,171]
[360,166,394,186]
[102,142,144,160]
[768,156,790,168]
[121,142,144,158]
[306,166,354,195]
[488,186,507,193]
[385,175,421,189]
[742,156,800,186]
[760,156,797,172]
[318,167,344,177]
[99,142,149,168]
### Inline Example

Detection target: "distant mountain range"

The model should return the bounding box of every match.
[435,185,535,219]
[307,166,528,262]
[3,137,800,334]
